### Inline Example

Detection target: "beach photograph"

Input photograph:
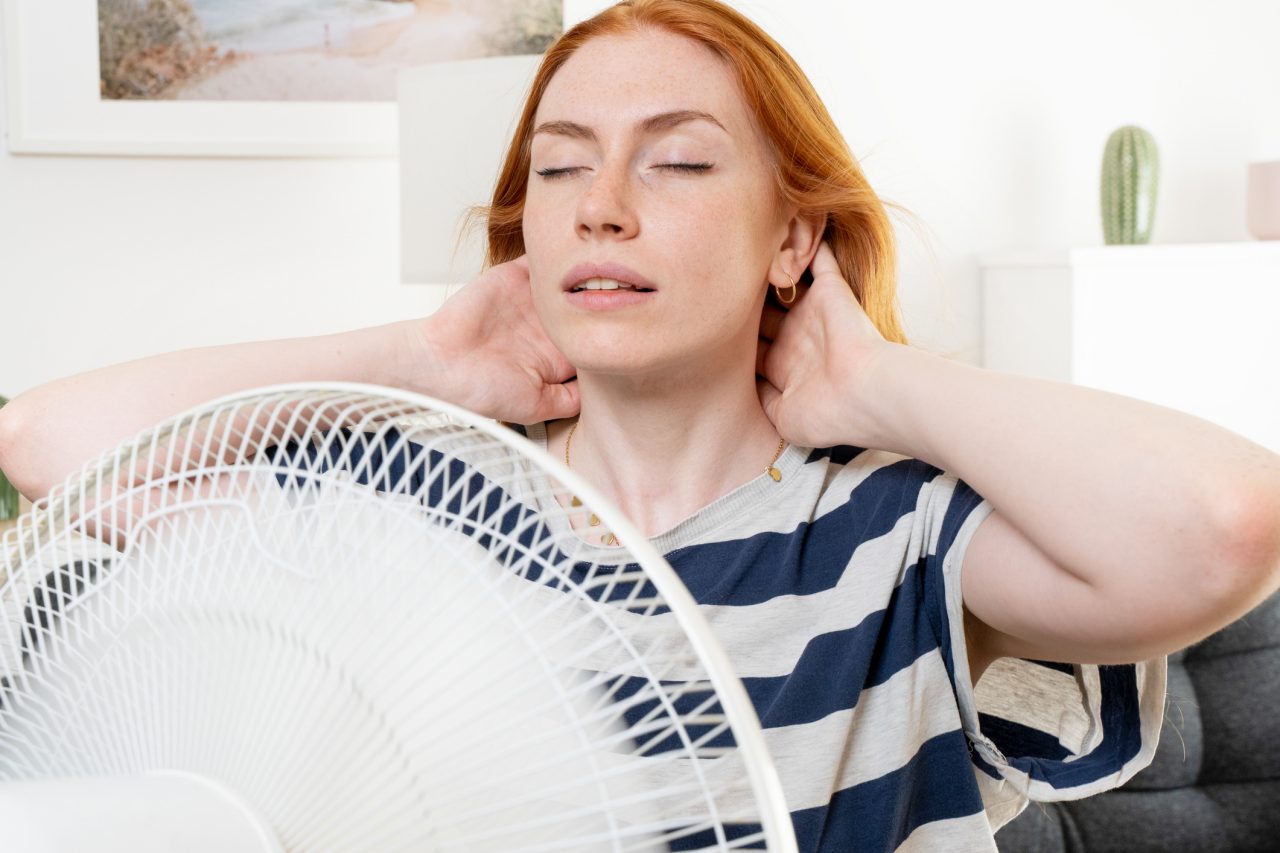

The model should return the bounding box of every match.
[97,0,563,101]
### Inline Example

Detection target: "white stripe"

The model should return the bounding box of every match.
[973,659,1095,755]
[896,812,997,852]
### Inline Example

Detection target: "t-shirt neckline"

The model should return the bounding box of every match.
[521,421,811,557]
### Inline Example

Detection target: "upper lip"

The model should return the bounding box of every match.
[561,262,657,292]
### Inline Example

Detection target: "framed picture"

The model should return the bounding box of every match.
[2,0,563,157]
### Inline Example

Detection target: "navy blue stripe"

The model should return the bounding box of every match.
[666,821,766,850]
[662,457,935,606]
[1029,658,1076,674]
[977,712,1071,761]
[804,445,869,466]
[791,728,984,851]
[602,675,735,755]
[739,560,940,727]
[935,476,987,558]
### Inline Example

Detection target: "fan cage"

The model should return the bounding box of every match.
[0,382,796,853]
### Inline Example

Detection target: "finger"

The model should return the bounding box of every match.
[536,378,581,422]
[546,354,578,385]
[755,337,769,377]
[809,240,842,283]
[756,377,781,422]
[500,254,532,286]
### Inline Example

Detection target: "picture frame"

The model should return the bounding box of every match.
[2,0,403,158]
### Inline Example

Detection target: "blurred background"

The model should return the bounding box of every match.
[1,0,1277,439]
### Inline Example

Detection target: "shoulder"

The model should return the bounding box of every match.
[800,444,955,511]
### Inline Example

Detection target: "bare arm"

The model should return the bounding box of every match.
[0,321,417,501]
[865,343,1280,668]
[0,256,580,503]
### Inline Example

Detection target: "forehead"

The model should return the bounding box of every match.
[535,29,758,141]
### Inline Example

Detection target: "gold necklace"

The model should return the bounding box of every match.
[562,419,786,547]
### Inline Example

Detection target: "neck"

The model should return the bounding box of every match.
[554,356,783,538]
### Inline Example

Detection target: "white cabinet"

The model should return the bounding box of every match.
[979,242,1280,452]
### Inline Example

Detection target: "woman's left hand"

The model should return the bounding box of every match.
[756,241,896,450]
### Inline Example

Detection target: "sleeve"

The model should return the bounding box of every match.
[915,463,1168,831]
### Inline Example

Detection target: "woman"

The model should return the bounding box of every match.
[2,1,1279,849]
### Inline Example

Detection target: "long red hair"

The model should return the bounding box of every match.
[478,0,910,345]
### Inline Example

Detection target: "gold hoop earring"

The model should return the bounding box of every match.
[774,273,797,305]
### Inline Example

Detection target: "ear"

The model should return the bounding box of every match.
[768,210,826,288]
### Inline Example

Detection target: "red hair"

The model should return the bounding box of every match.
[479,0,910,345]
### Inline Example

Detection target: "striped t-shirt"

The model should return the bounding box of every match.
[510,422,1167,852]
[267,420,1166,852]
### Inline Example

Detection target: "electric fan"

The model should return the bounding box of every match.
[0,383,797,852]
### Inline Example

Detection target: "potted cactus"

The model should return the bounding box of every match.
[1101,125,1160,245]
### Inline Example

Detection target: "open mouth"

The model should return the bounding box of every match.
[571,278,655,293]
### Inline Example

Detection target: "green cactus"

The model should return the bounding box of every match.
[0,396,18,521]
[1101,125,1159,245]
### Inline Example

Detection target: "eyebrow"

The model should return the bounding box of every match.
[532,109,728,142]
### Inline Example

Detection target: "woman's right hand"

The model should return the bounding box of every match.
[408,255,580,424]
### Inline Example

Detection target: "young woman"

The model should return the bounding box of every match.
[3,1,1278,849]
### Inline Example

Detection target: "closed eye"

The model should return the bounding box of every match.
[535,166,583,180]
[657,162,713,173]
[534,162,714,180]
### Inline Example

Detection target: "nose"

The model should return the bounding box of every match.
[575,160,639,241]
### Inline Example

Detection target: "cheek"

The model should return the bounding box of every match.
[520,200,547,256]
[521,205,558,292]
[665,199,771,303]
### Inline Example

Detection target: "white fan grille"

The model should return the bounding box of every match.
[0,384,794,852]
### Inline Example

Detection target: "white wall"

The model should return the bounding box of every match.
[2,0,1277,398]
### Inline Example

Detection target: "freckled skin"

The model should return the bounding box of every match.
[522,29,790,383]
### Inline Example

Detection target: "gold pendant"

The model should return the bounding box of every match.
[589,513,600,526]
[603,532,619,546]
[570,496,583,507]
[767,466,782,482]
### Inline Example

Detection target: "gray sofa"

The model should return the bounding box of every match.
[995,589,1280,852]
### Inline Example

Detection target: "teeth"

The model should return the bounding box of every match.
[575,278,645,292]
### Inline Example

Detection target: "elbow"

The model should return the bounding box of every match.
[0,395,51,503]
[1202,478,1280,621]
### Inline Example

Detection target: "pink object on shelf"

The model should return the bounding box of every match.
[1247,161,1280,240]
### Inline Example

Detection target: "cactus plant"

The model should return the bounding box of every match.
[0,396,18,521]
[1101,125,1159,245]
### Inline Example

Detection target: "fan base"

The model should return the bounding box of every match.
[0,770,281,853]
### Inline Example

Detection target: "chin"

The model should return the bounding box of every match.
[566,349,666,377]
[558,335,673,378]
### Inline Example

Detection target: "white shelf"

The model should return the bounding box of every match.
[980,243,1280,452]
